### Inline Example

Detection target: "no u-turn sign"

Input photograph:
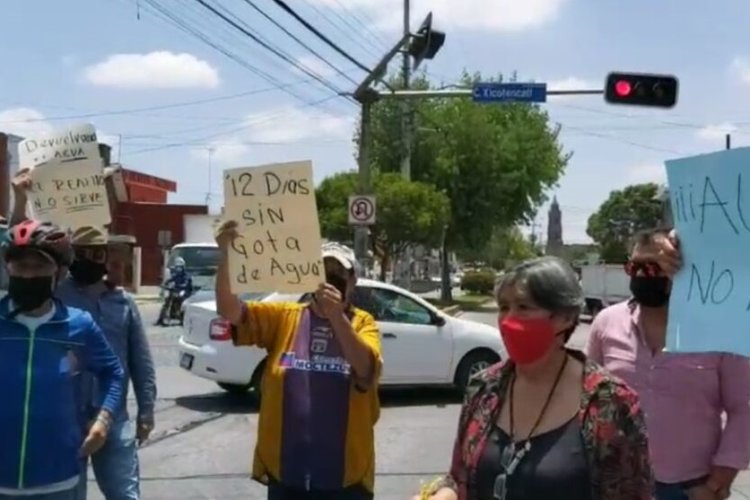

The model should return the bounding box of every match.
[348,195,376,225]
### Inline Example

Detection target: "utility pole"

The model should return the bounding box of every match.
[205,147,215,207]
[401,0,413,289]
[726,133,732,150]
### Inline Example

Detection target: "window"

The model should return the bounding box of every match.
[169,246,221,275]
[353,286,434,325]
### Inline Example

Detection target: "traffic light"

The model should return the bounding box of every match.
[604,72,678,108]
[408,13,446,71]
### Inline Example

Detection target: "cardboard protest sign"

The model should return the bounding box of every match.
[223,161,323,293]
[665,147,750,356]
[28,158,111,229]
[19,123,100,170]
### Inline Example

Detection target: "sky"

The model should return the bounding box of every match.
[2,0,750,244]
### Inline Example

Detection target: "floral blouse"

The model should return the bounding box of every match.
[432,350,654,500]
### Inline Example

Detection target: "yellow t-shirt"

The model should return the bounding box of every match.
[233,301,382,492]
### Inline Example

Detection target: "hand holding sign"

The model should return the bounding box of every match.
[666,147,750,356]
[223,161,323,293]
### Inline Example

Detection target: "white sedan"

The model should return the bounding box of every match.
[177,279,504,395]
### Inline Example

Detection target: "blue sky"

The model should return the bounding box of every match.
[2,0,750,243]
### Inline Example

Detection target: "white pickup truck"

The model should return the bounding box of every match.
[581,264,630,317]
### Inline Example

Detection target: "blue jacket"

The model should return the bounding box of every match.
[0,298,125,490]
[56,278,156,423]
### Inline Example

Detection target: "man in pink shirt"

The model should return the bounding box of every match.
[585,228,750,500]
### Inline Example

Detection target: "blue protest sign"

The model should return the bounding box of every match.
[665,147,750,355]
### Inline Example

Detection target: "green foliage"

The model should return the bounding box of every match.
[586,183,663,262]
[316,171,451,265]
[460,270,496,295]
[363,71,570,253]
[458,226,536,270]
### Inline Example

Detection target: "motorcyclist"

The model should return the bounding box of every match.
[157,257,193,326]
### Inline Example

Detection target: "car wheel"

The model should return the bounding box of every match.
[454,350,500,390]
[217,359,266,399]
[217,381,252,395]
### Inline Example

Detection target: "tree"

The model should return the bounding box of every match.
[586,183,662,262]
[458,226,537,270]
[316,171,450,280]
[362,71,570,299]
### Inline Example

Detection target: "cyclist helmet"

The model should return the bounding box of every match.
[5,219,73,267]
[173,257,186,268]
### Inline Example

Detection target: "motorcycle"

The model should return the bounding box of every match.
[156,286,189,326]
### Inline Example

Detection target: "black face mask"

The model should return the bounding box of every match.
[630,276,670,308]
[8,276,55,312]
[326,273,349,300]
[69,258,107,285]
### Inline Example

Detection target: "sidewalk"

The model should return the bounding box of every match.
[730,472,750,498]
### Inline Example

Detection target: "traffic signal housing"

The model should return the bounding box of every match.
[408,13,446,71]
[604,72,678,108]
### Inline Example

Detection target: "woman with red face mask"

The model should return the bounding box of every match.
[415,256,654,500]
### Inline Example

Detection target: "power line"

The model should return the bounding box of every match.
[296,0,383,59]
[123,95,341,156]
[0,80,316,124]
[239,0,358,86]
[136,0,320,106]
[317,0,389,52]
[192,0,351,101]
[269,0,373,75]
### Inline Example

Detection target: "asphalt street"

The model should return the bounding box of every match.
[80,303,589,499]
[89,304,750,500]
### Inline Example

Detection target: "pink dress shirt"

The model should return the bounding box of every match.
[585,300,750,483]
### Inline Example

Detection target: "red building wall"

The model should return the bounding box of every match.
[112,202,208,285]
[121,169,177,204]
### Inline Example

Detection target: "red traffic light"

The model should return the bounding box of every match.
[604,72,678,108]
[614,80,632,97]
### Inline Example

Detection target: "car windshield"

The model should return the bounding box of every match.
[169,246,221,274]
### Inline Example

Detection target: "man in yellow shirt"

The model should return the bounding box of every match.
[215,221,382,500]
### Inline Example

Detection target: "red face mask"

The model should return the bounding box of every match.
[499,315,558,365]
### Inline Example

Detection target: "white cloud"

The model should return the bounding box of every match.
[731,57,750,86]
[696,122,737,142]
[309,0,567,32]
[625,163,666,185]
[0,108,54,139]
[83,51,220,89]
[293,55,336,79]
[192,105,354,166]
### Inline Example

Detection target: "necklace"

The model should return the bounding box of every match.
[493,353,569,500]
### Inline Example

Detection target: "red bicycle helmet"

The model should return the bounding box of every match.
[5,219,73,267]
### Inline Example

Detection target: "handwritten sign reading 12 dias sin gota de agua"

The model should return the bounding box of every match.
[223,161,323,293]
[666,147,750,356]
[28,157,111,229]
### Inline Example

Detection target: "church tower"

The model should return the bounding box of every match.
[546,196,564,256]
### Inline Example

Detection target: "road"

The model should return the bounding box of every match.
[81,304,592,499]
[91,305,750,500]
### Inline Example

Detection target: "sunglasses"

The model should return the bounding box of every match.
[624,260,663,278]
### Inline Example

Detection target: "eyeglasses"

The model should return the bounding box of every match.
[624,260,662,278]
[493,442,530,500]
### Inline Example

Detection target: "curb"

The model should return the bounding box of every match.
[134,296,162,305]
[442,305,461,316]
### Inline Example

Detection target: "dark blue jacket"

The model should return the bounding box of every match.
[0,298,125,490]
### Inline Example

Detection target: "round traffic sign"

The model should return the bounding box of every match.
[350,196,375,222]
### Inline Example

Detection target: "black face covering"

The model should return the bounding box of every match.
[8,276,55,312]
[630,276,670,308]
[325,273,349,300]
[69,258,107,285]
